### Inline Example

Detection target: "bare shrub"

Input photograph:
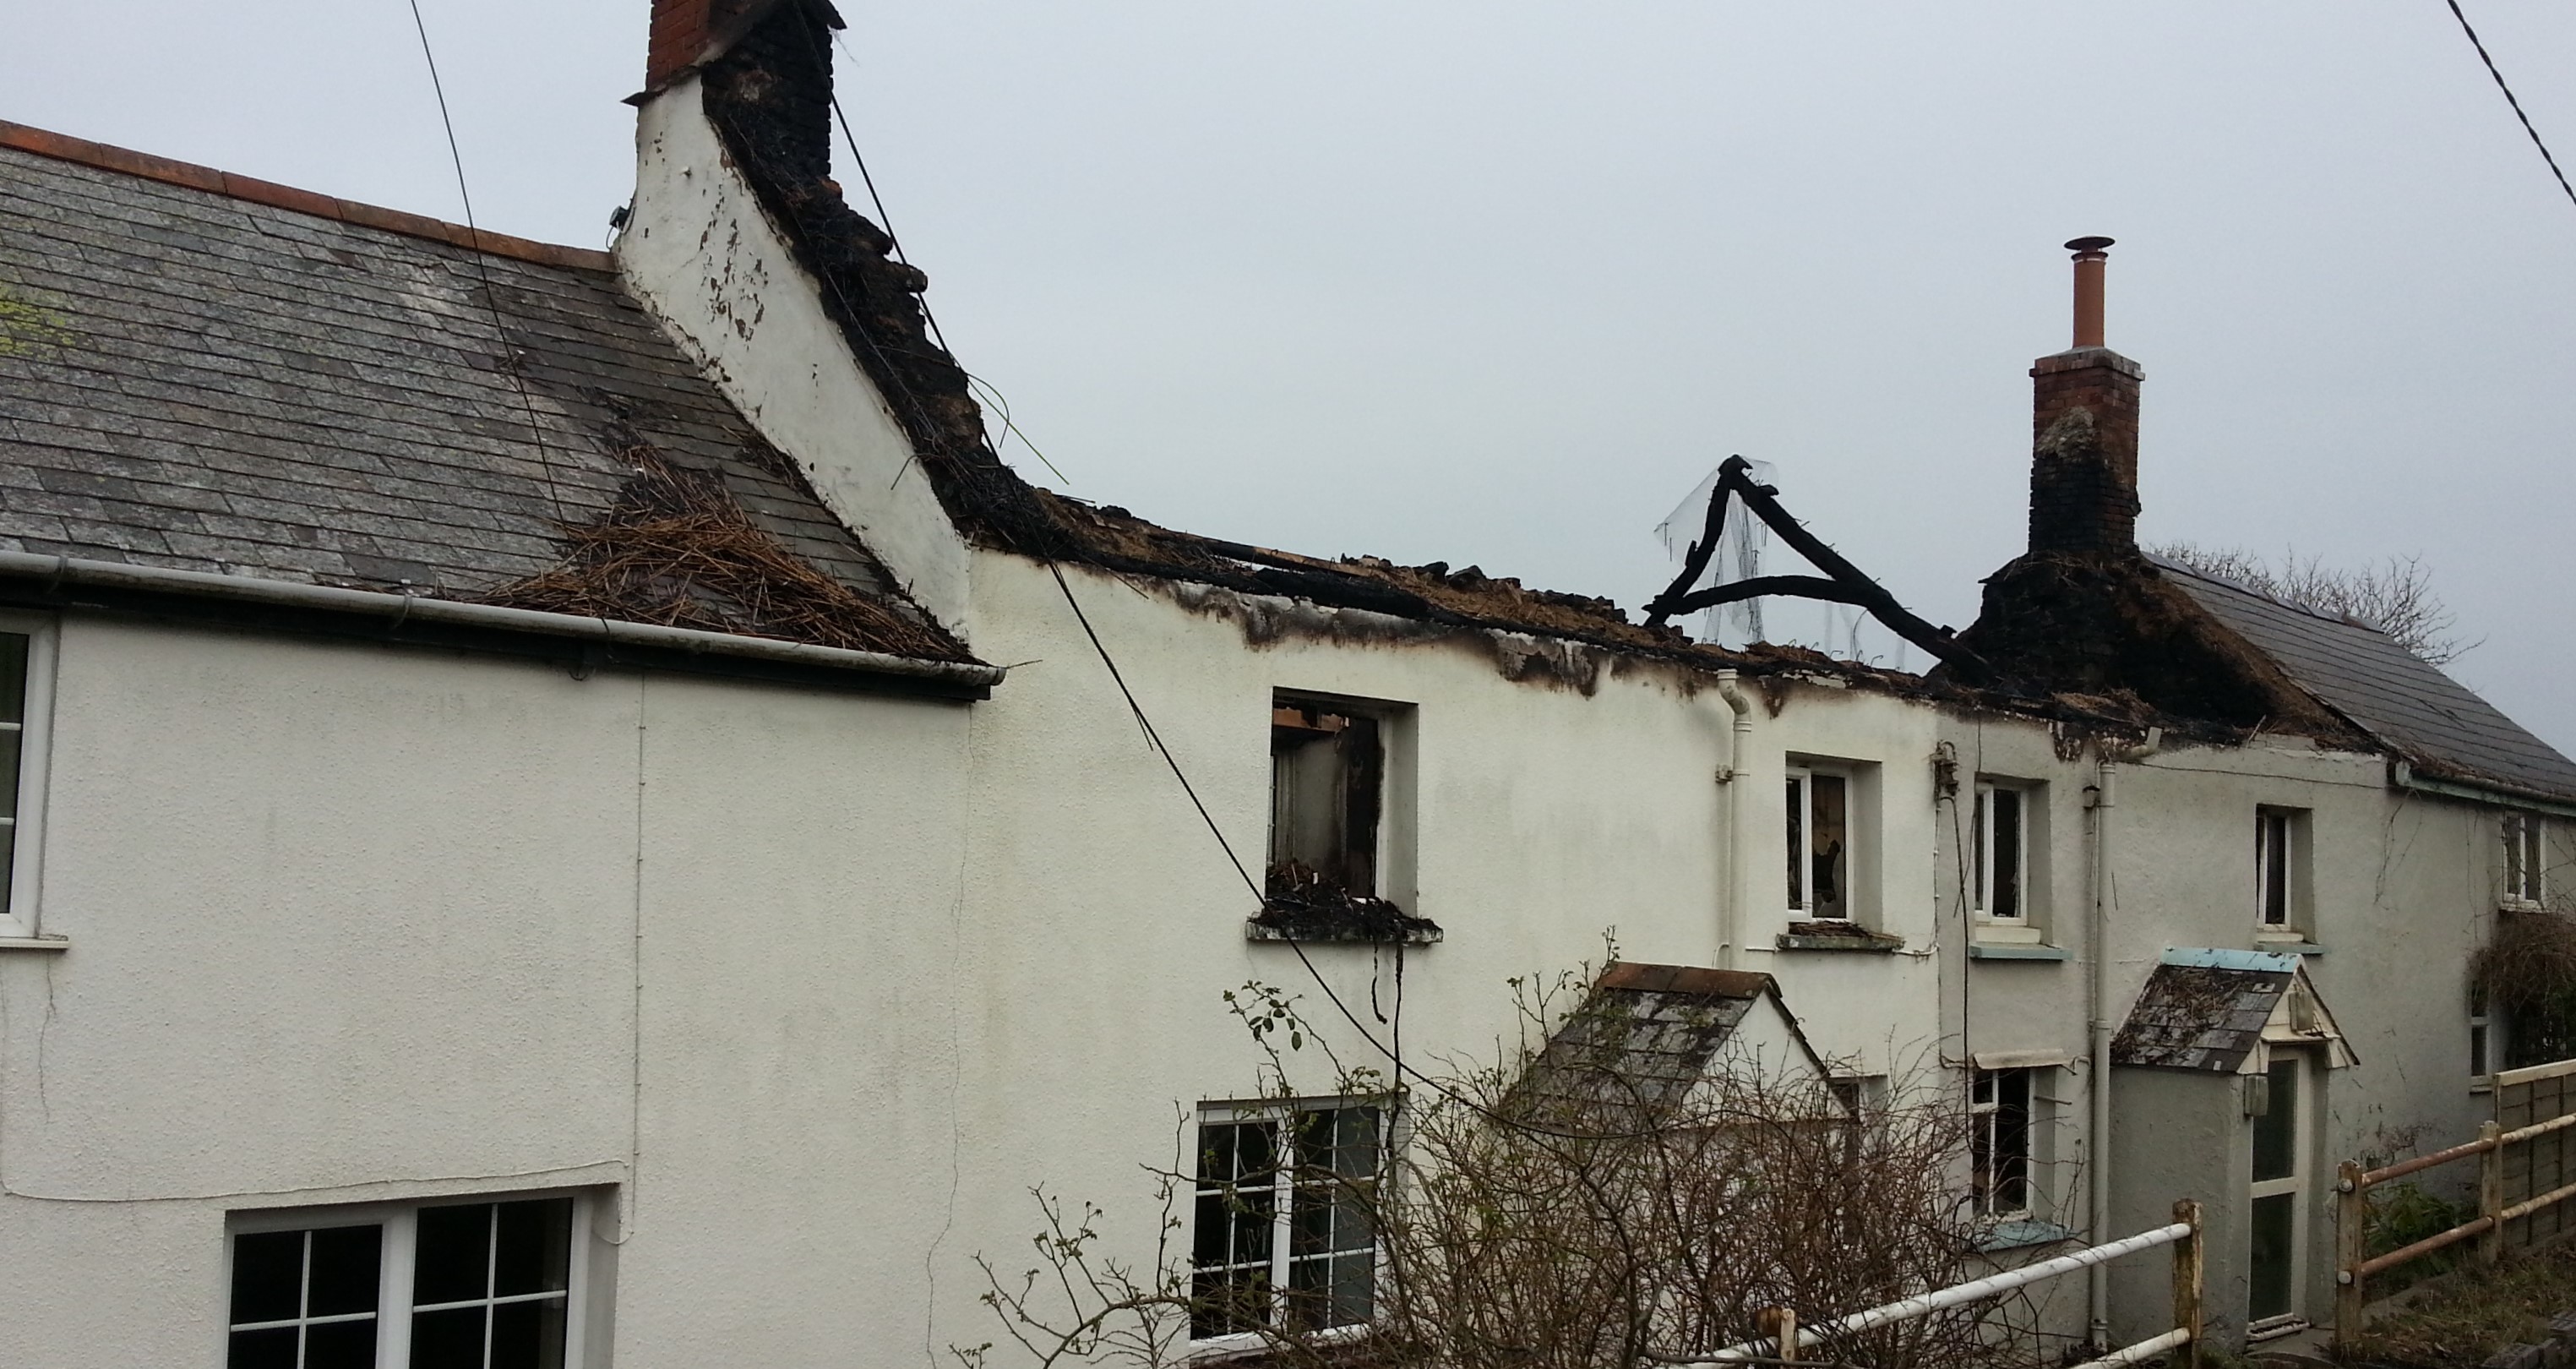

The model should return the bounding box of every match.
[958,972,2050,1369]
[2475,904,2576,1068]
[2149,543,2474,664]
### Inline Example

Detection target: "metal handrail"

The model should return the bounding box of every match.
[1664,1206,2202,1368]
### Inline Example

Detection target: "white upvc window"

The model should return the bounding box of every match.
[1784,766,1851,920]
[1190,1099,1386,1348]
[1969,1067,2034,1219]
[0,614,57,942]
[1973,783,2027,922]
[2505,812,2548,908]
[2255,806,2308,935]
[226,1192,594,1369]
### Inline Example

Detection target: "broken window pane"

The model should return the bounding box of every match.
[1785,775,1806,911]
[1192,1103,1384,1339]
[1267,701,1383,899]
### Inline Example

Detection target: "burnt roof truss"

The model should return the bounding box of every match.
[1645,455,1983,670]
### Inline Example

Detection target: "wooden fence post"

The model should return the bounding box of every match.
[2172,1198,2204,1369]
[2480,1120,2506,1264]
[2335,1159,2369,1350]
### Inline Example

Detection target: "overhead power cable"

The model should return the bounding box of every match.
[403,0,573,530]
[2440,0,2576,213]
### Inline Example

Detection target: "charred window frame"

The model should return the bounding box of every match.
[1785,766,1852,920]
[1969,1068,2033,1219]
[1269,696,1389,901]
[1190,1099,1387,1346]
[2255,806,2311,936]
[2506,812,2548,908]
[1973,783,2028,923]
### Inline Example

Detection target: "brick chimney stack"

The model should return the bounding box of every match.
[2027,237,2143,555]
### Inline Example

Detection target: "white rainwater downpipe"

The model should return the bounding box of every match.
[2086,726,2160,1347]
[1714,670,1755,970]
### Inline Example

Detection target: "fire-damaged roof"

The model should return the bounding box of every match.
[2157,559,2576,807]
[1511,963,1831,1124]
[2111,948,2350,1075]
[0,123,971,669]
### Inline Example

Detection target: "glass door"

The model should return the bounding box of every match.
[2249,1055,2305,1323]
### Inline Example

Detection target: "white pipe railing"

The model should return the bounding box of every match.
[1663,1210,2201,1367]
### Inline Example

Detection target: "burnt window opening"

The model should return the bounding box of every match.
[1268,700,1385,901]
[1786,766,1849,919]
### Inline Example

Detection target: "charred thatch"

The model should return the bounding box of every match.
[478,439,970,662]
[694,0,1076,559]
[1942,550,2353,739]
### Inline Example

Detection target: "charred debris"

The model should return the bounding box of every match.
[676,7,2352,755]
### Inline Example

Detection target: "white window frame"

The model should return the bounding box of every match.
[2505,812,2548,908]
[2470,980,2495,1084]
[1973,783,2029,923]
[1189,1098,1389,1356]
[224,1190,596,1369]
[1785,765,1854,921]
[1969,1067,2034,1220]
[2255,806,2304,936]
[0,611,58,944]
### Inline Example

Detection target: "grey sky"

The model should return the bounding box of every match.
[11,2,2573,751]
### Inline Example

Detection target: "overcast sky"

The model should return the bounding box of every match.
[9,2,2573,751]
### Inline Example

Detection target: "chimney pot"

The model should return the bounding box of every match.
[2026,237,2142,556]
[2067,236,2113,348]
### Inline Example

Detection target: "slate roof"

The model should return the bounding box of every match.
[2110,949,2297,1074]
[1512,963,1803,1122]
[0,125,966,662]
[2157,557,2576,805]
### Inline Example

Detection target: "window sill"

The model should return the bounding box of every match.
[2254,939,2325,956]
[1967,943,2069,962]
[1247,892,1442,946]
[1188,1323,1370,1362]
[1777,923,1905,953]
[0,935,68,953]
[1972,1219,2074,1252]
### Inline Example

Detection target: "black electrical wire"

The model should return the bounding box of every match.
[402,0,571,529]
[2442,0,2576,213]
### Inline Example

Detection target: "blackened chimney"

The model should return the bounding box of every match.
[2027,237,2143,555]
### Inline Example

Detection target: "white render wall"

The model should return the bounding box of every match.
[0,616,976,1367]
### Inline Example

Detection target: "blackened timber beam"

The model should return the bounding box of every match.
[1645,456,1987,672]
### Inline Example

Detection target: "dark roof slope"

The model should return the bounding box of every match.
[2159,559,2576,805]
[0,128,966,663]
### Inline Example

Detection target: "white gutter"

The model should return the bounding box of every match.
[2086,726,2160,1347]
[1714,669,1755,970]
[0,552,1004,693]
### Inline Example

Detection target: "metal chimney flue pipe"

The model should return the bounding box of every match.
[2067,236,2114,348]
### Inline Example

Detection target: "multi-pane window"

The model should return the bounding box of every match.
[0,630,31,918]
[1785,766,1849,919]
[1269,697,1386,899]
[2256,807,2302,930]
[1969,1068,2031,1218]
[227,1195,582,1369]
[2506,812,2548,907]
[1191,1102,1384,1341]
[1973,784,2025,921]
